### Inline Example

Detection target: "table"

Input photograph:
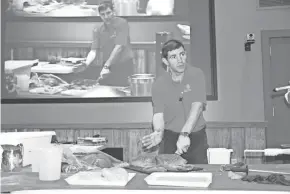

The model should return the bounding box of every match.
[2,165,290,193]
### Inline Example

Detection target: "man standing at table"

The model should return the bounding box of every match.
[142,39,209,164]
[83,0,134,86]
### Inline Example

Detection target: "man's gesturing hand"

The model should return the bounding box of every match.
[141,131,163,150]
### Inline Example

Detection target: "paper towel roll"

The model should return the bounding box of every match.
[207,148,233,164]
[264,148,283,156]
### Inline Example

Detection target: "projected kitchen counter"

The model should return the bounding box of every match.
[16,85,131,98]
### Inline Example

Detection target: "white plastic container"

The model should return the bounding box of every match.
[30,144,55,173]
[38,145,63,181]
[5,60,38,92]
[207,148,233,164]
[0,131,56,166]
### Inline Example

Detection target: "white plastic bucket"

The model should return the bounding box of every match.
[0,131,56,166]
[207,148,233,164]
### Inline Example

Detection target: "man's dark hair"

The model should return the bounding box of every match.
[98,0,114,13]
[161,39,185,59]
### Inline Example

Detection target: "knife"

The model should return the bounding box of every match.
[230,166,290,175]
[96,75,103,84]
[175,146,189,155]
[222,164,290,175]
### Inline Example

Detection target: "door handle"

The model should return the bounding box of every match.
[272,106,275,116]
[273,82,290,92]
[285,91,290,104]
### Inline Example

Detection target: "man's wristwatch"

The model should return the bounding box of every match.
[180,132,190,137]
[103,65,110,69]
[82,61,88,66]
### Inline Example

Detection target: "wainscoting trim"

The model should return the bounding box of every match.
[1,121,267,130]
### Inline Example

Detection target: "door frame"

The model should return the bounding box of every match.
[261,29,290,147]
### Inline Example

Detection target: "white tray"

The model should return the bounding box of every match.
[144,172,212,188]
[65,171,136,187]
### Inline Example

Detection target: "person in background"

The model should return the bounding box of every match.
[83,0,134,86]
[141,39,209,164]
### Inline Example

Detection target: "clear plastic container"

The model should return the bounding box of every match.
[38,145,63,181]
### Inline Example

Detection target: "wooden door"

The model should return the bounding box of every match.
[266,37,290,148]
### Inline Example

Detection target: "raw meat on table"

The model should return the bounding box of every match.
[130,154,157,168]
[156,154,187,166]
[129,153,203,173]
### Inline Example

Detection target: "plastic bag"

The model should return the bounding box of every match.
[61,146,129,173]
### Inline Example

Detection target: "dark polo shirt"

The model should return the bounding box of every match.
[91,17,134,86]
[152,65,207,133]
[91,16,133,67]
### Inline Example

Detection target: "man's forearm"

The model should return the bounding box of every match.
[85,50,97,66]
[105,45,124,67]
[153,113,165,133]
[181,102,204,133]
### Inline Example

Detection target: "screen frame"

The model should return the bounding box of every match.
[5,16,187,23]
[3,0,185,22]
[1,0,218,104]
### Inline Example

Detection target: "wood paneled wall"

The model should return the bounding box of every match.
[1,122,267,164]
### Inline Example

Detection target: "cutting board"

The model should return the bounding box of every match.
[125,165,204,174]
